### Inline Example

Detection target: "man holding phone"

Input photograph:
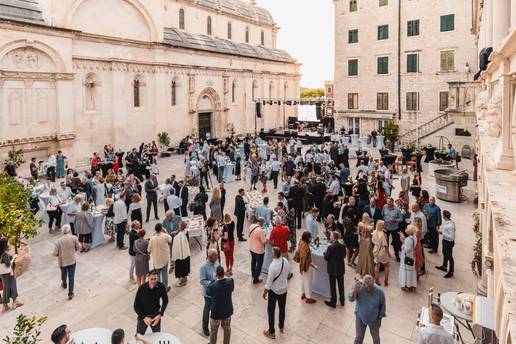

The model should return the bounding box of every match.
[349,275,386,344]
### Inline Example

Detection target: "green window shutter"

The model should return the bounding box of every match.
[377,57,388,74]
[407,54,418,73]
[348,30,358,43]
[350,0,357,12]
[378,25,389,40]
[440,14,454,32]
[348,59,358,76]
[440,50,454,71]
[379,0,388,6]
[408,20,419,36]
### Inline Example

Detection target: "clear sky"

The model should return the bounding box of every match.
[256,0,334,89]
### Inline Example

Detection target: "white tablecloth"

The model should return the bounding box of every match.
[350,134,359,146]
[224,163,235,183]
[310,244,332,299]
[184,215,204,239]
[129,332,182,344]
[91,213,106,248]
[72,328,112,344]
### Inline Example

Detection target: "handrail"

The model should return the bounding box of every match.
[397,113,453,147]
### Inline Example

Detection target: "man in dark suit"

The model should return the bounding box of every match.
[323,231,346,308]
[206,266,234,344]
[364,198,382,227]
[175,180,189,217]
[289,181,305,229]
[234,189,247,241]
[145,174,159,222]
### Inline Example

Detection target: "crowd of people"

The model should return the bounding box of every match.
[0,133,459,344]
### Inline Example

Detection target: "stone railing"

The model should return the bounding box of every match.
[397,113,453,147]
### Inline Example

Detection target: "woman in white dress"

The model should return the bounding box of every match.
[399,225,418,292]
[94,177,107,207]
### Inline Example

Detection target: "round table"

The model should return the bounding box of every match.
[440,292,474,344]
[129,332,182,344]
[440,292,473,322]
[71,328,112,344]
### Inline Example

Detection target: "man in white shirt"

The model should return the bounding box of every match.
[262,247,290,340]
[329,174,341,199]
[417,304,453,344]
[58,181,73,201]
[410,203,428,237]
[148,223,172,291]
[161,178,174,213]
[113,192,128,250]
[47,153,57,182]
[436,210,456,278]
[166,189,182,217]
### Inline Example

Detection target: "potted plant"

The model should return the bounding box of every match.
[471,212,482,277]
[382,121,399,152]
[3,314,47,344]
[0,173,38,275]
[157,132,171,157]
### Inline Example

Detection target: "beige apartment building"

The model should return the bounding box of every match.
[333,0,477,145]
[473,0,516,342]
[0,0,300,166]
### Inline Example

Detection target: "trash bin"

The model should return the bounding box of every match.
[434,168,469,202]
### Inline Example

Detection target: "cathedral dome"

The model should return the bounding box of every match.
[196,0,275,26]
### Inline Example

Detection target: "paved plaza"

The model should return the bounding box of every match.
[0,153,478,343]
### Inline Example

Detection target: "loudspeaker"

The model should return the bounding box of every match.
[256,102,262,118]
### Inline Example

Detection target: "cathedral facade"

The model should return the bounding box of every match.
[0,0,300,166]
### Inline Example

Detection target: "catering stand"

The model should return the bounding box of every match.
[434,169,468,203]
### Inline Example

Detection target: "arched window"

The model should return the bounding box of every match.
[133,78,141,107]
[227,22,232,39]
[232,80,237,103]
[171,80,177,106]
[207,16,212,35]
[252,80,258,101]
[179,8,185,30]
[245,27,250,43]
[261,30,265,45]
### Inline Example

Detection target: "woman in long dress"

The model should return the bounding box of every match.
[209,186,223,221]
[356,213,374,277]
[172,221,191,287]
[399,225,418,292]
[372,220,391,286]
[413,217,425,278]
[94,177,107,207]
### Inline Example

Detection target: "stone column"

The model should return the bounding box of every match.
[495,61,515,170]
[493,0,511,51]
[55,76,75,136]
[512,82,516,175]
[110,63,128,149]
[485,0,494,48]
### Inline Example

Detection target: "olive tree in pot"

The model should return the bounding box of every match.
[157,132,171,157]
[382,121,399,152]
[0,173,38,276]
[3,314,47,344]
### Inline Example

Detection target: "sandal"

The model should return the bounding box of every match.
[12,300,24,309]
[2,305,10,313]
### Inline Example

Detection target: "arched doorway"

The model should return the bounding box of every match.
[196,88,223,140]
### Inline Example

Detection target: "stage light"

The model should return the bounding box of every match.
[268,101,273,105]
[262,101,266,105]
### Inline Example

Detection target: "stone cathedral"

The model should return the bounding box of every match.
[0,0,300,166]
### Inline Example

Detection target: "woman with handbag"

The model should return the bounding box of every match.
[74,202,94,253]
[399,225,418,292]
[293,231,318,304]
[0,238,23,313]
[221,214,236,275]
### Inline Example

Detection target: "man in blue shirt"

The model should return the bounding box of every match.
[305,208,320,239]
[349,274,386,344]
[423,197,442,254]
[255,197,271,226]
[200,249,219,337]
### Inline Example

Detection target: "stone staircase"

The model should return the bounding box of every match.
[397,113,454,147]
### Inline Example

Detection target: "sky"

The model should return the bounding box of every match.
[256,0,334,89]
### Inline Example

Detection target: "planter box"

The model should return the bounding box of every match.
[428,160,455,177]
